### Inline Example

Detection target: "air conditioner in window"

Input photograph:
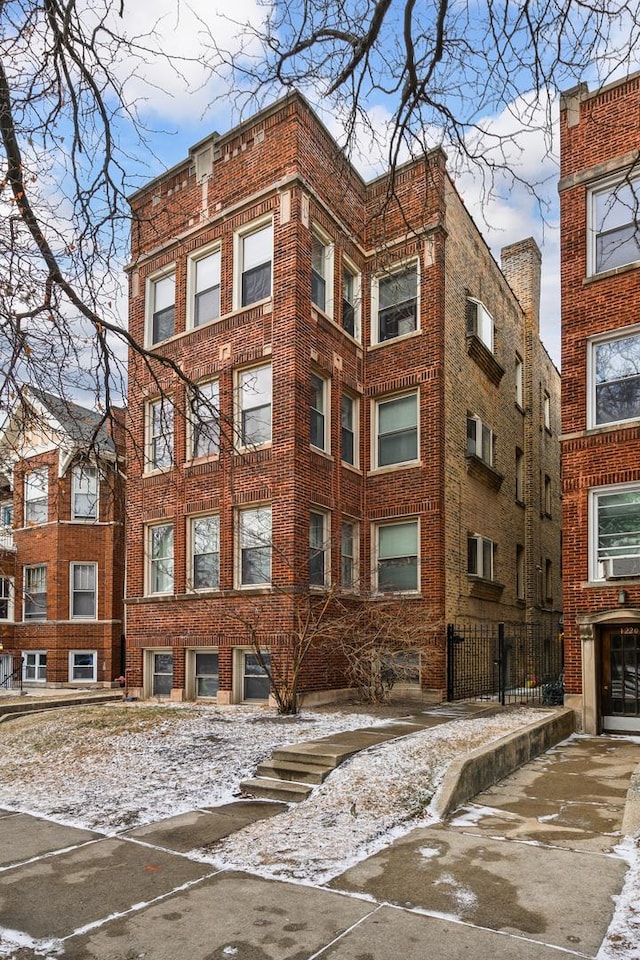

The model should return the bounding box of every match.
[601,556,640,580]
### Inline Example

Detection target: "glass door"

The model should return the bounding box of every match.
[601,625,640,732]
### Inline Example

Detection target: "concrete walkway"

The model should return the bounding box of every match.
[0,708,639,959]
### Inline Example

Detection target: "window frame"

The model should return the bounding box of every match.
[310,371,330,453]
[187,243,221,329]
[341,519,359,592]
[192,649,219,699]
[236,505,272,589]
[68,650,98,683]
[145,265,176,346]
[341,393,359,468]
[0,577,14,622]
[587,326,640,429]
[515,354,524,409]
[309,509,330,587]
[589,482,640,581]
[467,534,495,581]
[515,448,525,503]
[236,363,272,451]
[146,522,175,596]
[146,396,174,473]
[234,218,273,310]
[588,172,640,276]
[23,651,47,683]
[189,379,220,461]
[24,468,48,525]
[188,513,220,592]
[543,390,551,432]
[23,564,47,620]
[371,258,420,345]
[69,562,97,620]
[311,225,334,318]
[466,414,494,467]
[374,518,420,595]
[466,297,494,353]
[71,464,98,521]
[516,545,525,601]
[373,391,419,470]
[342,258,361,341]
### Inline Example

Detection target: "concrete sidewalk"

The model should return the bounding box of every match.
[0,709,639,959]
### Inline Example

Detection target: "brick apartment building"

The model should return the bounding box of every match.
[0,388,126,687]
[560,73,640,734]
[125,92,561,704]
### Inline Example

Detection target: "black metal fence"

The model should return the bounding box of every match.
[0,654,23,693]
[446,620,564,706]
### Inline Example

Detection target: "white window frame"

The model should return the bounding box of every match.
[467,534,495,581]
[146,522,174,596]
[234,218,273,310]
[515,354,524,409]
[466,414,494,467]
[24,468,48,525]
[189,379,220,460]
[341,393,359,468]
[466,297,494,353]
[189,513,220,592]
[1,500,13,529]
[588,172,640,276]
[373,518,420,594]
[311,225,334,318]
[589,481,640,581]
[587,326,640,429]
[310,371,330,453]
[543,475,552,517]
[68,650,97,683]
[146,397,174,472]
[0,577,14,622]
[23,651,47,682]
[233,647,271,703]
[70,562,97,619]
[145,265,176,346]
[187,243,221,329]
[545,559,553,601]
[309,509,330,587]
[341,519,359,592]
[72,464,98,521]
[23,565,47,620]
[373,391,419,470]
[342,257,361,341]
[236,363,272,451]
[371,258,420,345]
[515,448,524,503]
[236,505,272,588]
[543,390,551,431]
[186,648,219,699]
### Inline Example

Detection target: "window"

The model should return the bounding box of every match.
[195,651,219,697]
[70,563,97,619]
[376,520,419,593]
[375,393,418,468]
[1,500,13,528]
[311,229,333,316]
[592,485,640,579]
[24,565,47,619]
[309,511,329,586]
[147,398,174,471]
[589,174,640,274]
[310,373,329,451]
[238,221,272,307]
[238,364,272,448]
[23,651,46,682]
[589,330,640,427]
[149,271,175,344]
[466,298,494,352]
[148,523,174,595]
[515,354,524,408]
[341,520,358,590]
[545,560,553,602]
[467,535,495,580]
[24,468,48,525]
[0,578,14,621]
[69,651,97,682]
[190,515,219,590]
[190,248,220,327]
[543,391,551,431]
[342,262,360,339]
[190,380,220,459]
[515,448,524,503]
[516,545,525,600]
[151,652,173,697]
[466,415,494,466]
[544,475,552,516]
[238,506,272,587]
[341,394,358,467]
[72,464,98,520]
[374,262,418,343]
[242,652,271,701]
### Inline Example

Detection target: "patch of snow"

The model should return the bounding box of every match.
[597,837,640,960]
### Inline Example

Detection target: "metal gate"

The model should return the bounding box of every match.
[446,620,563,706]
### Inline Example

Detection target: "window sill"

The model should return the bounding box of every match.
[313,308,362,347]
[368,461,422,477]
[368,329,422,351]
[466,334,504,386]
[341,462,362,475]
[466,455,504,491]
[178,590,221,599]
[583,259,640,286]
[310,446,333,462]
[144,298,274,350]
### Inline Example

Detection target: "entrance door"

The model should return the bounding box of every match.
[601,625,640,732]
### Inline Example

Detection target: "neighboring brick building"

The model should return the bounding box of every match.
[0,388,126,688]
[560,73,640,734]
[125,92,561,704]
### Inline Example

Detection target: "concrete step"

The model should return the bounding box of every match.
[240,777,313,803]
[256,759,330,784]
[271,743,356,768]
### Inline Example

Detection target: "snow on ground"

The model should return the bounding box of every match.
[597,837,640,960]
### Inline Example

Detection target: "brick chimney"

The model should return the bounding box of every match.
[500,238,541,337]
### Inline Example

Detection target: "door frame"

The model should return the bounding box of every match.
[576,609,640,734]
